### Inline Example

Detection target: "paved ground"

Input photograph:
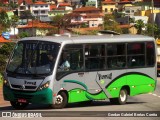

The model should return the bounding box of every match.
[0,86,9,106]
[0,78,160,120]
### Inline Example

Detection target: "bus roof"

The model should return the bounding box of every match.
[20,34,155,44]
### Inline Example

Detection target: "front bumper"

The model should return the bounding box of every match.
[3,86,53,104]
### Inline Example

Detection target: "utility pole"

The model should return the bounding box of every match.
[151,0,154,38]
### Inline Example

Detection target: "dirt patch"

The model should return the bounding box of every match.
[0,86,10,106]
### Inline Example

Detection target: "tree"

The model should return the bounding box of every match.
[0,42,15,57]
[20,10,33,23]
[10,15,19,36]
[0,10,11,32]
[19,32,29,38]
[0,42,15,73]
[134,19,145,34]
[103,14,122,33]
[145,23,160,39]
[52,14,71,33]
[52,15,64,26]
[8,1,18,10]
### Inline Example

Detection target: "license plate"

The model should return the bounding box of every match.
[18,99,27,103]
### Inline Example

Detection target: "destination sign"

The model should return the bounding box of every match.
[26,43,55,50]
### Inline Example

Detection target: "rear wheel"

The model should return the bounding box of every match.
[51,92,68,109]
[110,89,128,105]
[10,101,28,110]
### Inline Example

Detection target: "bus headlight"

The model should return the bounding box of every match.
[3,79,9,86]
[38,81,50,90]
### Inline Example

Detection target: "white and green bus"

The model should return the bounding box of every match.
[3,34,157,109]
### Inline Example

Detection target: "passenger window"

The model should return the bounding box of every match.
[106,44,126,69]
[127,43,144,54]
[58,45,84,71]
[85,44,105,70]
[56,44,84,80]
[127,43,145,67]
[146,42,155,66]
[107,44,125,56]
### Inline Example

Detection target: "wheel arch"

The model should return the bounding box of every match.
[58,90,69,102]
[121,85,130,96]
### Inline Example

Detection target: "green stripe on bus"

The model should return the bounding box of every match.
[64,80,88,90]
[64,73,156,103]
[67,88,107,103]
[106,74,156,97]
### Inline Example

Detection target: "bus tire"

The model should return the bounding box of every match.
[10,101,28,110]
[110,89,128,105]
[51,92,68,109]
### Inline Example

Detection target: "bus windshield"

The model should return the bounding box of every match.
[6,41,60,75]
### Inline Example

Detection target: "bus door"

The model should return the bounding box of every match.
[56,44,86,102]
[84,44,106,96]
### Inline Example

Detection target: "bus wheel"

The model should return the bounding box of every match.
[110,89,128,105]
[10,101,28,110]
[51,92,68,109]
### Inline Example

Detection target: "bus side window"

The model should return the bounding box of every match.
[85,44,105,70]
[146,42,155,66]
[57,44,84,72]
[106,44,126,69]
[127,43,145,67]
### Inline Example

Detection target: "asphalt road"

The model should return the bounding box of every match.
[0,78,160,120]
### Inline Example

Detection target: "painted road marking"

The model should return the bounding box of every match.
[149,93,160,98]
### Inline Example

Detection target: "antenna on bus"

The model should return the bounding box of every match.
[98,30,120,35]
[63,33,71,38]
[54,33,71,38]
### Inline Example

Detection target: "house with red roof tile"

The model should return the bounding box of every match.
[30,1,50,18]
[101,0,116,14]
[0,0,9,4]
[48,2,73,18]
[17,0,50,19]
[17,0,33,16]
[65,7,104,28]
[18,20,57,36]
[117,0,132,12]
[0,35,11,47]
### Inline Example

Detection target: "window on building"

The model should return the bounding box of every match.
[34,11,38,14]
[110,8,113,12]
[126,10,130,13]
[105,8,108,12]
[41,10,45,14]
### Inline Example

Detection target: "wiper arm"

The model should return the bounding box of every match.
[13,64,21,73]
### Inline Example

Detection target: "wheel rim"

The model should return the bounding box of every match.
[120,90,126,102]
[55,95,63,104]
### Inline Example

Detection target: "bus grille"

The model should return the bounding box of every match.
[11,84,37,89]
[14,93,33,100]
